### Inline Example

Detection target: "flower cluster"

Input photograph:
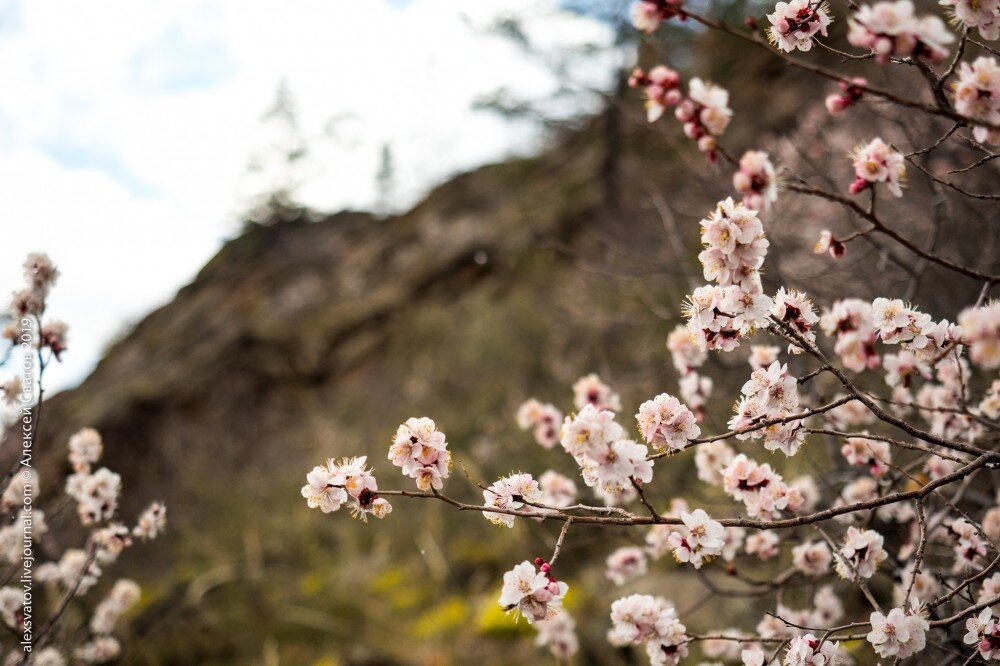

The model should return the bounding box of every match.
[517,398,563,448]
[835,526,888,578]
[847,0,954,64]
[388,417,451,490]
[766,0,833,52]
[698,198,769,294]
[867,606,930,659]
[498,559,568,623]
[771,288,820,352]
[841,434,892,477]
[722,454,804,519]
[820,298,881,371]
[610,594,688,665]
[965,608,1000,660]
[559,404,654,496]
[483,472,543,527]
[953,56,1000,145]
[573,373,622,412]
[667,509,725,568]
[635,393,701,453]
[784,634,845,664]
[850,137,906,197]
[872,297,957,360]
[301,456,391,521]
[730,360,805,455]
[629,65,683,123]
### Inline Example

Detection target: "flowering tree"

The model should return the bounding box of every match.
[0,255,166,665]
[302,1,1000,663]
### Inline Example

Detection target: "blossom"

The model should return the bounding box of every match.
[835,527,887,579]
[668,509,725,568]
[840,435,891,477]
[951,518,988,569]
[56,548,102,594]
[646,618,690,666]
[959,301,1000,369]
[66,467,121,526]
[610,594,677,644]
[941,0,999,40]
[685,284,774,352]
[722,454,801,519]
[742,361,799,413]
[813,230,846,259]
[572,373,621,412]
[562,404,624,461]
[678,371,712,416]
[792,541,832,576]
[980,379,1000,419]
[867,607,929,658]
[631,0,685,33]
[75,636,121,663]
[783,633,844,664]
[32,648,65,666]
[535,610,579,660]
[675,78,732,161]
[766,0,834,52]
[733,150,779,210]
[749,345,780,370]
[388,417,451,490]
[821,298,880,371]
[667,323,707,373]
[771,288,819,352]
[606,546,649,586]
[698,198,769,293]
[483,473,543,528]
[133,502,167,540]
[850,138,906,197]
[538,470,578,509]
[636,393,701,452]
[848,0,954,64]
[498,560,568,623]
[40,320,69,360]
[516,399,563,448]
[746,531,780,560]
[91,579,141,634]
[68,428,103,474]
[300,456,389,522]
[965,608,1000,659]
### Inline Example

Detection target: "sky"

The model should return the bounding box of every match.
[0,0,617,391]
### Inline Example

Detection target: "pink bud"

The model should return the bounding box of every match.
[684,122,703,140]
[697,135,716,153]
[534,557,544,566]
[849,178,870,195]
[664,89,683,106]
[674,100,695,122]
[825,94,848,114]
[540,563,551,572]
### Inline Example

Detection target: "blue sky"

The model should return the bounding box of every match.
[0,0,616,392]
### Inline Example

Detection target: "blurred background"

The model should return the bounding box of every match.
[2,0,997,663]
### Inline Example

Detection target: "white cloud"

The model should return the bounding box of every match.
[0,0,616,391]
